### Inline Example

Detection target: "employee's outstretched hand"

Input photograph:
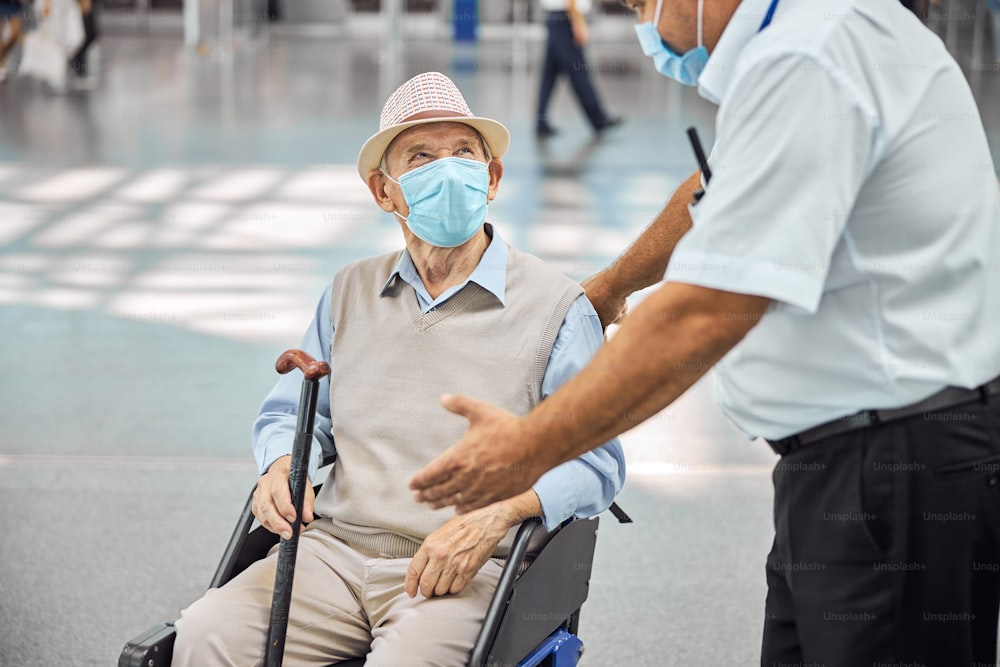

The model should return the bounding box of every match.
[410,394,547,513]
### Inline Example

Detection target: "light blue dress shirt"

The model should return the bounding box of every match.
[253,228,625,531]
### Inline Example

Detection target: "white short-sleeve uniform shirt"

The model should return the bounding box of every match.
[664,0,1000,440]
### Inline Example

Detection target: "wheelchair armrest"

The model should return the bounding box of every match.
[209,485,259,589]
[469,516,600,667]
[118,622,176,667]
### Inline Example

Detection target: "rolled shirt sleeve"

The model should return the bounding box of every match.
[665,53,875,314]
[252,285,335,481]
[532,295,627,531]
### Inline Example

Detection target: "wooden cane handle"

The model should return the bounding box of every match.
[275,349,330,381]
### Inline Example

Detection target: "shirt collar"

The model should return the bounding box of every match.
[698,0,780,105]
[379,224,508,307]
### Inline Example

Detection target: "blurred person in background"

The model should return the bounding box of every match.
[536,0,622,137]
[17,0,84,92]
[68,0,97,89]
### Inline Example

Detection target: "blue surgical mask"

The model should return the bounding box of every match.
[634,0,708,87]
[383,157,490,248]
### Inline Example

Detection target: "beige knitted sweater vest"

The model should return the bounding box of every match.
[312,244,583,558]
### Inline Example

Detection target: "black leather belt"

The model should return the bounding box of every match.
[767,376,1000,457]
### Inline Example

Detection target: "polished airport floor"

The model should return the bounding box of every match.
[1,8,999,666]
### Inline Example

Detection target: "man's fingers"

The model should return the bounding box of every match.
[440,393,511,427]
[268,510,293,540]
[251,457,301,539]
[254,491,293,539]
[271,480,295,523]
[417,554,444,598]
[412,468,466,505]
[410,457,458,494]
[439,393,486,421]
[408,395,485,497]
[413,394,501,496]
[449,571,474,595]
[434,570,457,597]
[409,440,466,498]
[431,486,495,513]
[405,552,428,598]
[273,481,312,539]
[415,397,525,509]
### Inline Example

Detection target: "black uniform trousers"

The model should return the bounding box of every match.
[762,395,1000,666]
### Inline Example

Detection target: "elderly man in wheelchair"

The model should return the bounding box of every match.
[167,72,625,667]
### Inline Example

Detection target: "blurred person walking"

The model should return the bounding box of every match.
[536,0,622,137]
[67,0,97,88]
[17,0,83,91]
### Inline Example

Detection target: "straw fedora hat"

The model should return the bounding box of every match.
[356,71,510,181]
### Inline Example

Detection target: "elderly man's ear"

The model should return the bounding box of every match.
[367,170,397,213]
[487,158,503,202]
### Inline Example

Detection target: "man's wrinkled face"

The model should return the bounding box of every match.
[368,121,503,221]
[382,122,491,179]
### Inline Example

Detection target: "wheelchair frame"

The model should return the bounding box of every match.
[119,469,602,667]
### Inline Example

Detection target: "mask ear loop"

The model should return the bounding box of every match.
[381,169,400,186]
[379,169,408,221]
[653,0,664,26]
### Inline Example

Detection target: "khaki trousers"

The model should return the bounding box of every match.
[172,524,503,667]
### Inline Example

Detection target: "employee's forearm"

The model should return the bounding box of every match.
[518,282,767,470]
[602,170,700,298]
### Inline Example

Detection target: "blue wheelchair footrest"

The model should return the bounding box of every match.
[517,629,583,667]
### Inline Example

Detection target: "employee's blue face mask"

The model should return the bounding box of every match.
[383,156,490,248]
[634,0,708,86]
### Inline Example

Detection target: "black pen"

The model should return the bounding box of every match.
[686,126,711,203]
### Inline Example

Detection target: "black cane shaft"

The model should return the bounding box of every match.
[265,538,299,665]
[264,378,320,667]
